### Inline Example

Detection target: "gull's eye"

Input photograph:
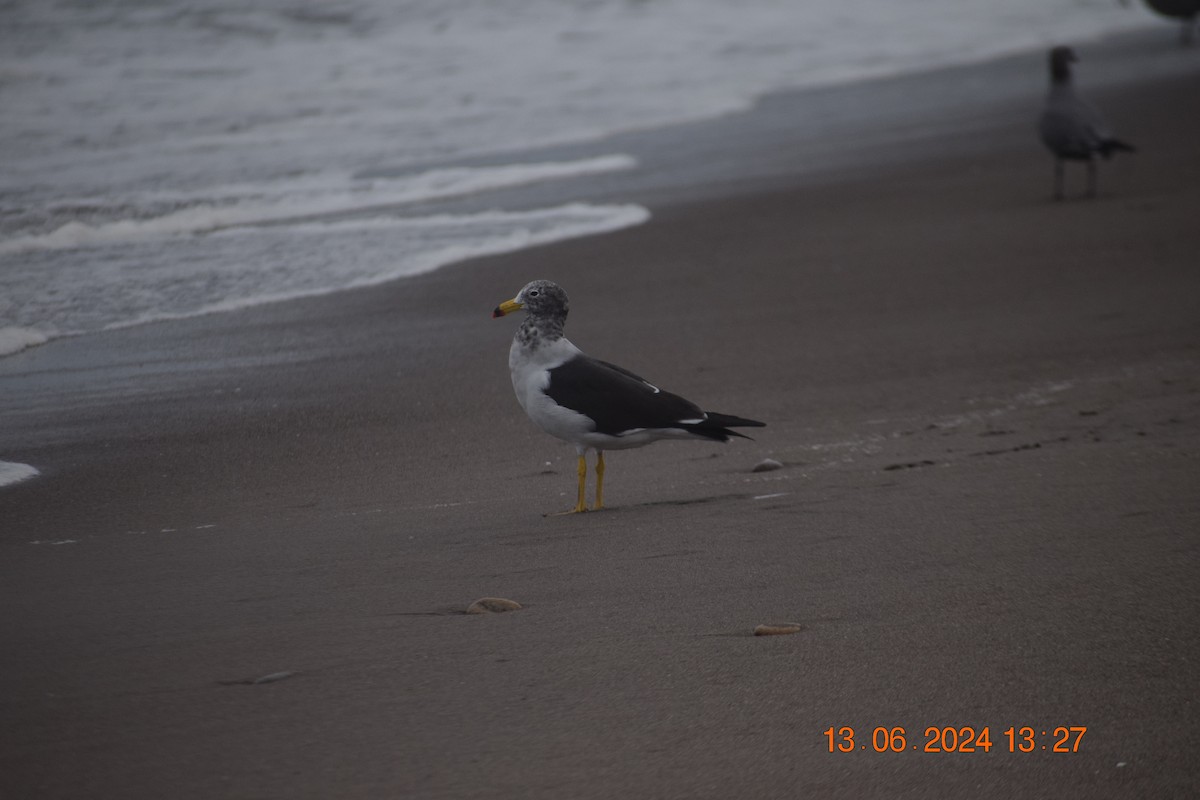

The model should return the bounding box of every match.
[528,290,540,297]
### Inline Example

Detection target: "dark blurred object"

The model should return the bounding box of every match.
[1143,0,1200,44]
[1038,46,1136,200]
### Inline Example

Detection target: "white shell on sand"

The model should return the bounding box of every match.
[252,671,296,684]
[466,597,523,614]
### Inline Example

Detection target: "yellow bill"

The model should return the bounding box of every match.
[491,298,524,318]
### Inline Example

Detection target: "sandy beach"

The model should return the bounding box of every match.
[2,30,1199,799]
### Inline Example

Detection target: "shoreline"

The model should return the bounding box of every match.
[2,28,1199,799]
[2,27,1194,379]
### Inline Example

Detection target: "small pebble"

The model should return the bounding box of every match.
[466,597,523,614]
[754,623,803,636]
[752,458,783,473]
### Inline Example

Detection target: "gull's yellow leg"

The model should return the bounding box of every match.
[572,453,588,513]
[547,454,589,516]
[593,451,605,511]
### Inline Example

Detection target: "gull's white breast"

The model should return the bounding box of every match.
[509,336,594,446]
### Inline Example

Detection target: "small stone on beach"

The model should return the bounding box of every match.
[466,597,523,614]
[753,623,803,636]
[752,458,783,473]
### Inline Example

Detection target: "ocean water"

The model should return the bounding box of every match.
[0,0,1155,356]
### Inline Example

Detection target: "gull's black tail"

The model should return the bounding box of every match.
[683,412,767,442]
[1099,138,1136,158]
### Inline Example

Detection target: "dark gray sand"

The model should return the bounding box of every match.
[2,34,1199,799]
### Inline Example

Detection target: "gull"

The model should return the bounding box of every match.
[493,280,764,514]
[1142,0,1200,45]
[1038,46,1135,200]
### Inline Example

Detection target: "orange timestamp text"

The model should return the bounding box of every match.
[823,726,1087,754]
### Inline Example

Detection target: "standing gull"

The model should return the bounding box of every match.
[1038,46,1135,200]
[493,280,764,514]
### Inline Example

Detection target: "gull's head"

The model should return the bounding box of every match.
[1049,45,1077,80]
[492,280,569,319]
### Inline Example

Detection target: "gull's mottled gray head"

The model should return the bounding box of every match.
[517,280,568,319]
[492,280,569,320]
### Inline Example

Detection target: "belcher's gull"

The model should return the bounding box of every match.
[1038,46,1135,200]
[493,280,764,514]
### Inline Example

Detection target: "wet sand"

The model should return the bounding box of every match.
[2,33,1199,799]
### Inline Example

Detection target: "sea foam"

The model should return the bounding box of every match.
[0,155,637,256]
[105,202,652,329]
[0,156,645,347]
[3,201,649,340]
[0,327,49,357]
[0,461,39,488]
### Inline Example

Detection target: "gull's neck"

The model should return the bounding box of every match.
[1049,61,1073,92]
[515,313,566,352]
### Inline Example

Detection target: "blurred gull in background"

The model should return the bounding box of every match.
[1038,46,1136,200]
[1142,0,1200,44]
